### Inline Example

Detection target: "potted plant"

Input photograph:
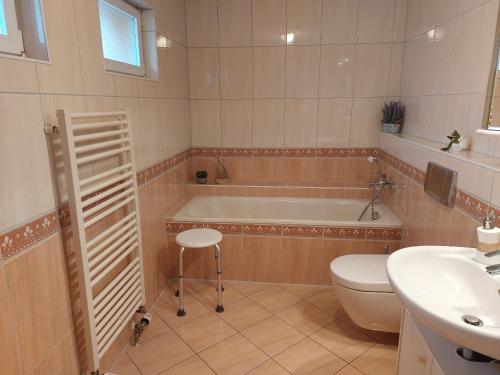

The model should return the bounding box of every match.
[195,170,208,184]
[382,101,405,134]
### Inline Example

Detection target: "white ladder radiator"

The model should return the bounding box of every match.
[57,109,146,375]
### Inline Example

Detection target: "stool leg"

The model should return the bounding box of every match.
[177,247,186,317]
[215,243,224,313]
[214,248,224,292]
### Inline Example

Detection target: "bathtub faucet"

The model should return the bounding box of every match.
[358,174,395,221]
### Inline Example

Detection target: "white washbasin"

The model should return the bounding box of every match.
[387,246,500,360]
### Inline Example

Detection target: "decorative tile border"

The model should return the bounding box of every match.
[454,189,489,221]
[165,220,402,241]
[0,148,192,261]
[192,147,378,159]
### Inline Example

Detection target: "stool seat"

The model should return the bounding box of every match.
[176,228,223,248]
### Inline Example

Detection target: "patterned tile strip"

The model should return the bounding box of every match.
[0,148,192,261]
[165,220,402,241]
[192,147,378,159]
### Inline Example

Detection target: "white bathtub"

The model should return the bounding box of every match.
[174,196,401,228]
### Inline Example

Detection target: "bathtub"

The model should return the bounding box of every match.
[173,196,401,228]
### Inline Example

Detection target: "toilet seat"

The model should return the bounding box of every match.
[330,254,393,293]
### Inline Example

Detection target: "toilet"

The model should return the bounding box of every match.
[330,254,401,333]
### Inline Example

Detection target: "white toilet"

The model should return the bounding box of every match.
[330,254,401,333]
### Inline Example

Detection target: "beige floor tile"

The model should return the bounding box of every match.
[281,284,328,299]
[248,285,302,314]
[159,355,215,374]
[277,300,334,335]
[274,338,347,375]
[154,295,210,328]
[247,359,289,374]
[351,340,398,375]
[200,334,268,375]
[192,284,244,308]
[169,278,216,294]
[226,281,272,296]
[219,297,273,331]
[127,331,194,375]
[343,316,393,342]
[158,288,186,306]
[335,365,364,375]
[174,313,236,352]
[242,316,305,357]
[137,311,171,343]
[111,353,141,375]
[306,288,345,318]
[310,317,377,362]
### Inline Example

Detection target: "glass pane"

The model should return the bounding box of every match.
[98,0,141,67]
[0,0,8,36]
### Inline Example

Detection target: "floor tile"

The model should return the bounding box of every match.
[242,316,305,357]
[248,285,302,314]
[174,313,236,352]
[111,353,141,375]
[154,295,210,328]
[247,359,289,374]
[281,284,328,299]
[277,300,334,335]
[226,281,272,296]
[159,355,215,374]
[137,311,171,343]
[219,297,273,331]
[310,317,377,362]
[192,284,244,308]
[342,316,392,342]
[127,331,194,375]
[306,288,345,318]
[335,365,364,375]
[168,278,216,294]
[157,288,186,306]
[351,338,398,375]
[274,338,347,375]
[199,334,268,375]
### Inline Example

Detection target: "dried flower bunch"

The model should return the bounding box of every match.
[382,101,405,125]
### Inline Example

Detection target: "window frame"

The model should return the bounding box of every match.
[98,0,146,77]
[0,0,24,55]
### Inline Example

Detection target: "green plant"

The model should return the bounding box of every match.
[382,101,405,124]
[441,130,461,151]
[195,170,207,178]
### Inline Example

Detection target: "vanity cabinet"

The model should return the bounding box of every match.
[397,309,499,375]
[397,309,442,375]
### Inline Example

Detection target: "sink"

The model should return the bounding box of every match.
[387,246,500,360]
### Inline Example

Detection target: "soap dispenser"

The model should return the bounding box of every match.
[476,213,500,253]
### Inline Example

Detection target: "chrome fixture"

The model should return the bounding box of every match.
[485,263,500,275]
[358,157,396,221]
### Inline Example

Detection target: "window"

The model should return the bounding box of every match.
[0,0,24,55]
[98,0,145,76]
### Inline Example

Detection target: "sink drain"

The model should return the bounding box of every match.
[462,315,483,327]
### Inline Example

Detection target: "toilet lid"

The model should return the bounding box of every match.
[330,254,393,293]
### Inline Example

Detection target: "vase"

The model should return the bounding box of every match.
[383,123,401,134]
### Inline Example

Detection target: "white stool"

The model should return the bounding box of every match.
[175,228,224,317]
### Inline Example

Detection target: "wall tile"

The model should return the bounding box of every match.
[284,99,318,147]
[388,44,404,96]
[156,0,187,45]
[191,100,221,147]
[253,99,285,147]
[0,58,39,93]
[317,98,352,147]
[188,48,220,99]
[321,0,358,44]
[221,100,253,147]
[319,45,355,98]
[286,46,321,98]
[350,98,384,147]
[286,0,322,45]
[353,44,392,97]
[218,0,252,47]
[357,0,395,43]
[157,43,189,98]
[4,235,72,373]
[35,0,83,94]
[252,0,286,46]
[220,47,252,99]
[186,0,219,47]
[253,47,286,98]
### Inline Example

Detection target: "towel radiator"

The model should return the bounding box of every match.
[57,109,146,375]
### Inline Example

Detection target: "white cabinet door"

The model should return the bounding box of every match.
[397,310,433,375]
